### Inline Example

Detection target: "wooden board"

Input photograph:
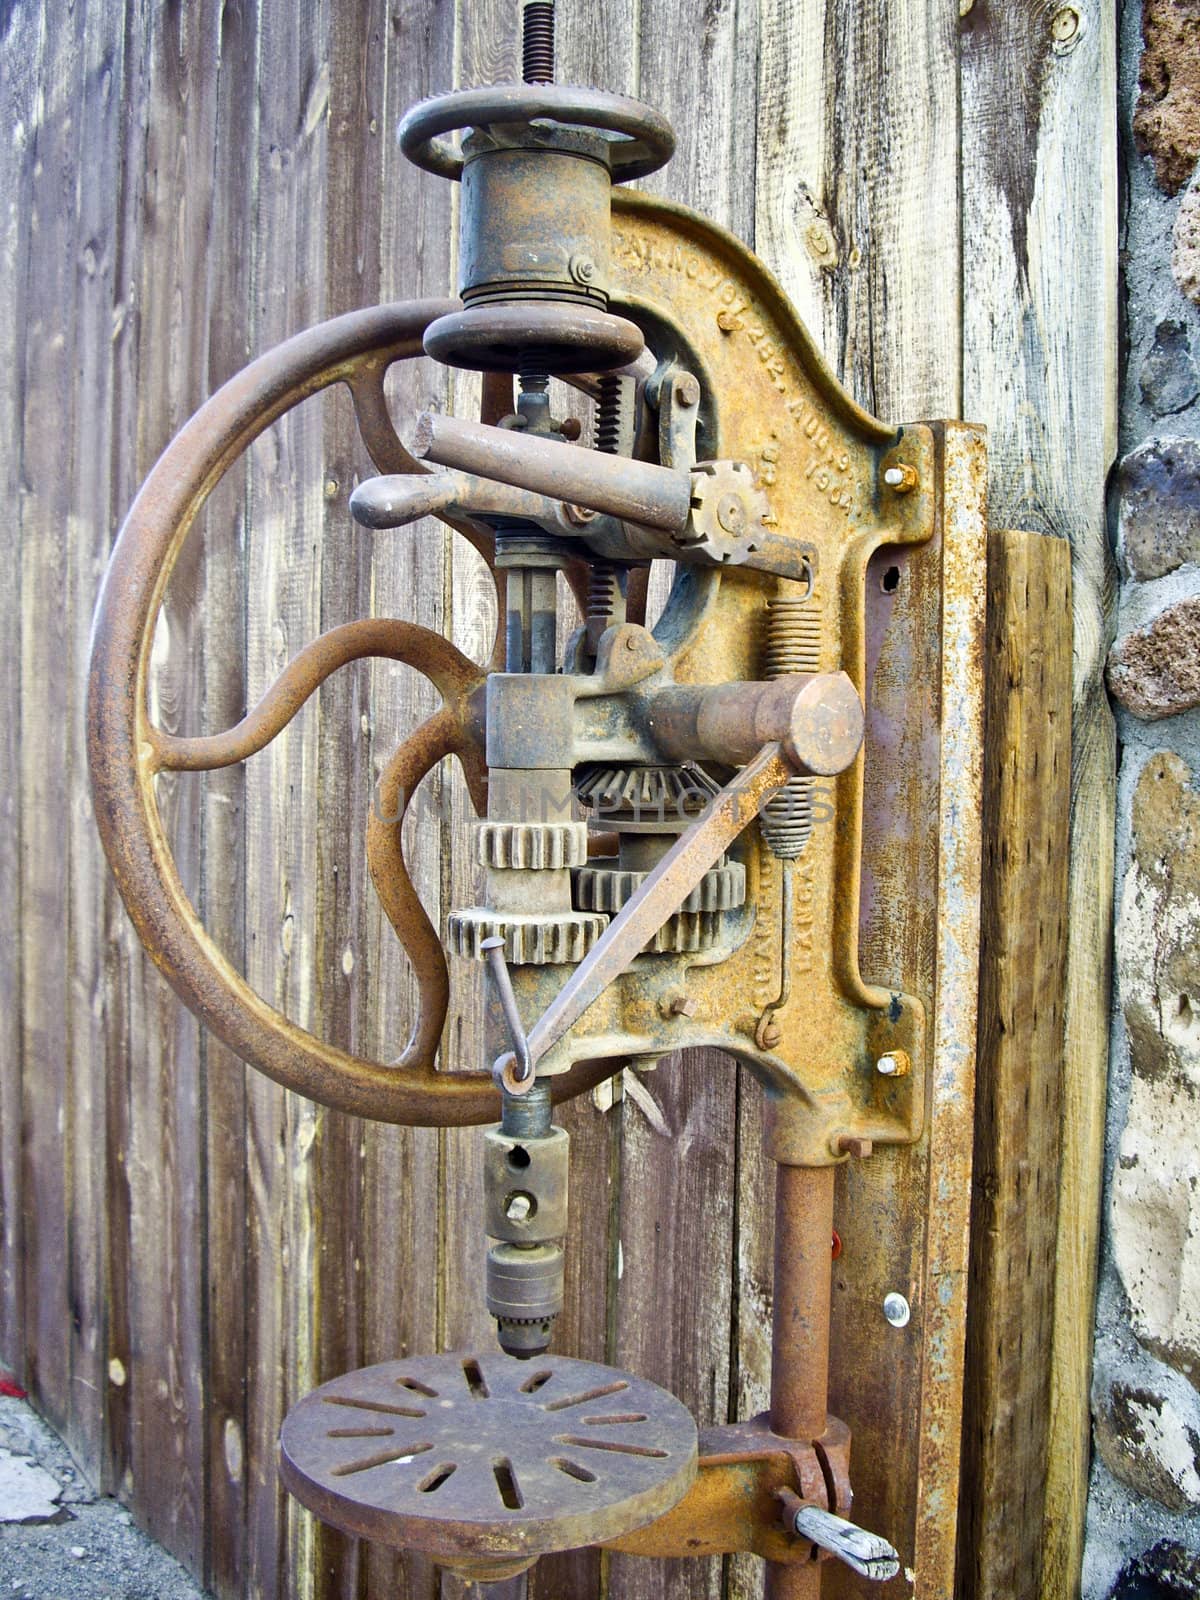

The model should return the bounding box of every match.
[958,529,1073,1600]
[959,6,1118,1594]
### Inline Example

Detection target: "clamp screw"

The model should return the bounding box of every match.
[882,1292,911,1328]
[506,1193,534,1222]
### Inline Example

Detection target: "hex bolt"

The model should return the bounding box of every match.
[668,994,698,1017]
[882,1292,911,1328]
[882,463,918,493]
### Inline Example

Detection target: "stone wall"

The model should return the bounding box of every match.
[1083,1,1200,1592]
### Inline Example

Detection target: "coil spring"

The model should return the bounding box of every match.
[760,593,822,859]
[523,1,555,85]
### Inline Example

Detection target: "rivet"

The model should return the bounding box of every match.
[883,1292,911,1328]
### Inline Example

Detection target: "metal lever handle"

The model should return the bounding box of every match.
[778,1491,900,1582]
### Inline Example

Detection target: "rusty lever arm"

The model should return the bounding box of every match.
[522,743,793,1072]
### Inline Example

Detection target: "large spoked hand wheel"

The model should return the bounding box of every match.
[88,299,606,1126]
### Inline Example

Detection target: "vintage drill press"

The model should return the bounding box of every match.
[88,2,985,1592]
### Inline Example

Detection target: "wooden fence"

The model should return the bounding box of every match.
[0,2,1115,1597]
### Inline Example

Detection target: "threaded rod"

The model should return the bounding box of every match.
[522,1,555,84]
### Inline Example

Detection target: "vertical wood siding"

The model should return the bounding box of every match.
[0,2,1114,1596]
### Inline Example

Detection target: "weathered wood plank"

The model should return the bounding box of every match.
[64,0,130,1486]
[196,0,259,1587]
[755,0,962,420]
[359,7,455,1600]
[0,0,45,1392]
[17,0,81,1442]
[958,529,1073,1600]
[242,5,331,1594]
[121,0,222,1566]
[960,4,1118,1593]
[306,7,388,1596]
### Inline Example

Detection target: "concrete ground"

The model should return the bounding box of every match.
[0,1397,206,1600]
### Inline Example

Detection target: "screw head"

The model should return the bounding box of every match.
[876,1049,910,1077]
[569,254,597,285]
[883,1292,911,1328]
[674,373,701,407]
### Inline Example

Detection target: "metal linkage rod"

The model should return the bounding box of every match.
[413,411,693,532]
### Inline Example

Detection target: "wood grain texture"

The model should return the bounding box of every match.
[960,5,1118,1594]
[0,0,43,1397]
[958,530,1072,1600]
[197,0,258,1588]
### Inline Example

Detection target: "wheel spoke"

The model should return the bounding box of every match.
[149,619,482,773]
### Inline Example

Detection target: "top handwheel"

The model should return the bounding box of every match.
[398,84,677,184]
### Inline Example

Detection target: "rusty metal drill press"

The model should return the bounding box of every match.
[89,2,986,1592]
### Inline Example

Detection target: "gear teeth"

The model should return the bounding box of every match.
[475,821,589,870]
[573,861,746,914]
[448,909,608,966]
[575,763,719,824]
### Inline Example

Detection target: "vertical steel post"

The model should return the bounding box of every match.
[764,1162,836,1599]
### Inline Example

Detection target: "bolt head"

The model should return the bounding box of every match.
[883,1292,911,1328]
[669,994,698,1017]
[674,373,701,407]
[569,254,597,285]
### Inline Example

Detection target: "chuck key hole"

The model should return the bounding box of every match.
[507,1145,532,1170]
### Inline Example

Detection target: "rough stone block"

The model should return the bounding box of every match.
[1116,438,1200,580]
[1112,754,1200,1387]
[1140,320,1200,417]
[1094,1378,1200,1512]
[1113,1539,1200,1596]
[1134,0,1200,196]
[1174,178,1200,307]
[1108,597,1200,718]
